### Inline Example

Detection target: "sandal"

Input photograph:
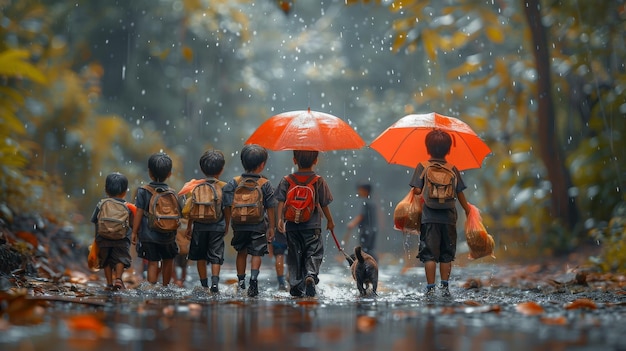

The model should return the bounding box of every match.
[114,278,125,290]
[104,284,114,291]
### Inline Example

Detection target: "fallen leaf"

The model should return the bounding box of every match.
[515,301,544,316]
[564,298,597,310]
[356,315,377,333]
[65,314,110,338]
[540,316,568,325]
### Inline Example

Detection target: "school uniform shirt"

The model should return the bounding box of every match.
[135,181,177,244]
[275,171,333,231]
[90,197,132,248]
[409,158,467,225]
[222,173,277,233]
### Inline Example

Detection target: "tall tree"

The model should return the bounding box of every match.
[523,0,578,229]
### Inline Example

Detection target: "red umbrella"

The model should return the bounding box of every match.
[369,112,491,171]
[245,108,365,151]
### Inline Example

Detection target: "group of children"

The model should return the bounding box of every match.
[91,145,335,298]
[91,129,470,299]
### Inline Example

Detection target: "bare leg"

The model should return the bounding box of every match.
[211,263,221,277]
[114,263,124,281]
[161,259,174,286]
[275,254,284,277]
[197,259,208,280]
[251,255,262,270]
[236,251,247,275]
[440,262,452,282]
[147,261,159,284]
[424,261,437,285]
[104,266,113,286]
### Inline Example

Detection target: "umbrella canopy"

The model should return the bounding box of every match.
[369,112,491,171]
[245,108,366,151]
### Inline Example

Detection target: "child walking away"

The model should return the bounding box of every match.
[276,150,335,298]
[223,144,276,297]
[345,181,378,260]
[132,152,182,286]
[408,130,470,298]
[179,150,230,293]
[91,172,136,291]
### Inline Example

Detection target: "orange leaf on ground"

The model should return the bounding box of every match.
[515,301,544,316]
[356,315,377,333]
[540,316,568,325]
[564,298,597,310]
[65,314,110,338]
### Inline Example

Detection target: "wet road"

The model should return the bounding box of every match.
[2,260,625,351]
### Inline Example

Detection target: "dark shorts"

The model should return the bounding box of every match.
[139,241,179,262]
[417,223,457,263]
[188,230,225,264]
[98,246,132,269]
[231,231,268,257]
[271,231,288,255]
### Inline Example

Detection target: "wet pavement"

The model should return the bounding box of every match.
[2,259,625,351]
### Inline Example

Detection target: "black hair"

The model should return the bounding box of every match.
[105,172,128,197]
[240,144,268,172]
[148,152,173,182]
[293,150,318,168]
[199,149,225,176]
[425,129,452,159]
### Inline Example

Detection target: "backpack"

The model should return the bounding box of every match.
[183,179,225,223]
[283,174,320,224]
[142,185,181,233]
[231,176,268,225]
[96,198,131,240]
[420,161,457,209]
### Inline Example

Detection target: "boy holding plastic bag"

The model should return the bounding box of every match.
[408,130,470,298]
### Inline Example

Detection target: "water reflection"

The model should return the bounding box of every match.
[1,263,623,351]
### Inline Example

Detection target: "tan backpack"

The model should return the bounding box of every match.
[183,179,225,223]
[420,161,457,209]
[231,176,268,225]
[142,185,181,233]
[96,198,131,240]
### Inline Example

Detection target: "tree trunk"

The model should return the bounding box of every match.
[523,0,578,230]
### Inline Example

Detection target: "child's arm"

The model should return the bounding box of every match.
[266,207,276,242]
[457,191,470,216]
[131,208,143,245]
[223,207,231,236]
[321,205,335,231]
[276,201,286,233]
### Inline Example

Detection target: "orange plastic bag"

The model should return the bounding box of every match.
[465,204,495,260]
[393,190,422,235]
[87,240,100,271]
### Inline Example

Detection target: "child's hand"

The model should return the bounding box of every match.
[326,219,335,231]
[131,232,138,245]
[277,220,286,233]
[266,227,275,242]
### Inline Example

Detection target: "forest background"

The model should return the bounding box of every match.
[1,0,625,271]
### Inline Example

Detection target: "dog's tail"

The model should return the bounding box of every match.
[355,246,365,263]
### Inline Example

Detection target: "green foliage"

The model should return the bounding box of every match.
[589,203,626,272]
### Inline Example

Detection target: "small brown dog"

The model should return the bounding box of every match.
[347,246,378,297]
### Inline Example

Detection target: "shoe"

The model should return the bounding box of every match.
[114,278,125,290]
[248,279,259,297]
[210,284,219,293]
[104,284,114,291]
[278,282,289,292]
[304,276,316,297]
[238,279,246,291]
[289,286,302,297]
[424,286,436,298]
[440,284,451,297]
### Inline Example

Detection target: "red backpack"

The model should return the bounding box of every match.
[283,174,320,224]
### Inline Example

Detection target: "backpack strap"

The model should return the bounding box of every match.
[285,173,319,186]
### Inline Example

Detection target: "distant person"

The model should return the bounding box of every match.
[179,150,230,293]
[132,152,181,286]
[276,150,335,298]
[222,144,276,297]
[409,130,470,298]
[91,172,136,290]
[345,181,378,260]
